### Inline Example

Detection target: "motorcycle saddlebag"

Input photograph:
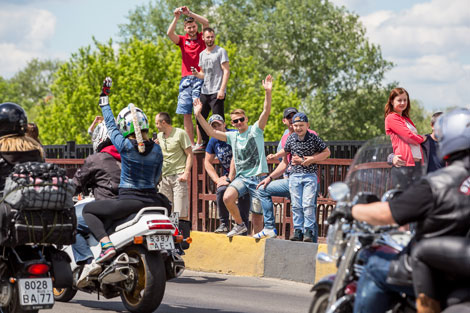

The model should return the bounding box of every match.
[0,204,77,247]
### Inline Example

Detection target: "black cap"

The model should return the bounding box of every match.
[283,107,298,118]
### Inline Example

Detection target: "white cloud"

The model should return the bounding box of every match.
[356,0,470,110]
[0,6,56,77]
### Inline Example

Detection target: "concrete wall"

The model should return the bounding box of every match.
[182,231,336,284]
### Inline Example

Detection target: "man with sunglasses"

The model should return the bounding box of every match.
[194,75,273,237]
[204,114,250,234]
[167,6,209,150]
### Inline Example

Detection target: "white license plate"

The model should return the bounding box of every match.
[147,234,175,250]
[18,278,54,308]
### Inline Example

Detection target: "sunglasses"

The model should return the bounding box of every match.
[231,117,245,124]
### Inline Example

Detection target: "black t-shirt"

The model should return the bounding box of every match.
[389,179,434,226]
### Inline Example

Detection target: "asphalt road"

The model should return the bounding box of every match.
[50,270,313,313]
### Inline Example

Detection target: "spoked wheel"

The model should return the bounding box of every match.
[120,245,166,313]
[309,290,330,313]
[53,287,77,302]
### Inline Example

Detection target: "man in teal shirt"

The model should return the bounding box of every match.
[194,75,273,237]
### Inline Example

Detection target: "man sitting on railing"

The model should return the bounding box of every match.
[194,75,273,237]
[204,114,251,234]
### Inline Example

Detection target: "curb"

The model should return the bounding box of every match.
[182,231,336,284]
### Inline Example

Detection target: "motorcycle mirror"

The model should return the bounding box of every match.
[328,182,350,201]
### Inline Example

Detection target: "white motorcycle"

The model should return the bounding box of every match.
[53,198,189,313]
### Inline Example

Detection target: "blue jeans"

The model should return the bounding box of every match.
[354,252,415,313]
[289,173,318,231]
[257,178,290,229]
[177,76,203,114]
[230,175,271,222]
[71,201,94,264]
[217,185,250,227]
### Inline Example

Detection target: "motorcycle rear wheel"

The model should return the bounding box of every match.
[309,290,330,313]
[120,245,166,313]
[53,287,77,302]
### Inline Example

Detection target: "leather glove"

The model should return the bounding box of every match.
[99,77,112,107]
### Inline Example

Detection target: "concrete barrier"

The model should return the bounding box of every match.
[182,231,336,284]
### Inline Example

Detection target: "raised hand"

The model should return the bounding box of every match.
[173,7,182,17]
[181,6,190,15]
[101,77,112,96]
[193,98,203,116]
[262,74,272,92]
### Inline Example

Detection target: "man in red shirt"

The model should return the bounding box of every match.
[167,6,209,149]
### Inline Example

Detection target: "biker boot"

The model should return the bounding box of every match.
[416,293,441,313]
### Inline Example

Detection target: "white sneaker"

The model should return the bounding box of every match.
[227,223,248,237]
[77,262,102,289]
[253,228,278,239]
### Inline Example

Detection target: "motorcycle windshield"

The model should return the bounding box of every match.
[344,135,425,201]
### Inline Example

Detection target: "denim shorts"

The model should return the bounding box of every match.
[177,76,203,115]
[230,175,267,214]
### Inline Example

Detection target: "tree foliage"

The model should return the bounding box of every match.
[119,0,399,140]
[0,59,61,121]
[36,38,299,144]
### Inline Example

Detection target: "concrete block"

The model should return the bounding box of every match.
[263,238,317,284]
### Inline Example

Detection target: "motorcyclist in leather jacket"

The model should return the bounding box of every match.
[350,108,470,313]
[71,122,121,266]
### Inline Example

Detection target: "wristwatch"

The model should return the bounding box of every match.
[226,177,231,183]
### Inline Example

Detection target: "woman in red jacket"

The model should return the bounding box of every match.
[384,87,425,188]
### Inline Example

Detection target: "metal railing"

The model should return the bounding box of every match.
[47,153,352,239]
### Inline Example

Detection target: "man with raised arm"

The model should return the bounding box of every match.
[194,75,273,237]
[167,5,209,149]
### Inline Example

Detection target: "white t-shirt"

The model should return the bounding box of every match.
[405,121,422,160]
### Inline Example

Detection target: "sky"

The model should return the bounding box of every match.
[0,0,469,112]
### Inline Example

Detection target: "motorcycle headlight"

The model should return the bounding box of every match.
[326,222,344,260]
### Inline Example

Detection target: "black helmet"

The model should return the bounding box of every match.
[0,102,28,137]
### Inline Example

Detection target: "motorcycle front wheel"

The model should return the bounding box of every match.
[120,245,166,313]
[309,290,330,313]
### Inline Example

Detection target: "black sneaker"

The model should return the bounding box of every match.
[289,229,303,241]
[303,229,315,243]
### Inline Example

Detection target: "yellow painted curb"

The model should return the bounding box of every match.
[182,231,265,276]
[315,243,337,283]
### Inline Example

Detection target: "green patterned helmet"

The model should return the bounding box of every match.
[116,104,149,138]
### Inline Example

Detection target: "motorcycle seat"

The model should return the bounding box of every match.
[105,206,169,235]
[447,287,470,307]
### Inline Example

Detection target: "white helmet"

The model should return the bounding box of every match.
[116,104,149,138]
[92,122,110,153]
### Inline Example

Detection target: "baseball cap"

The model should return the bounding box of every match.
[283,107,298,118]
[208,114,224,125]
[292,112,308,123]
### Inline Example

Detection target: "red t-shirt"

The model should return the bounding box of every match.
[177,32,206,77]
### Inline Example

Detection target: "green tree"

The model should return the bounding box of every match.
[0,59,61,122]
[119,0,396,140]
[36,38,298,144]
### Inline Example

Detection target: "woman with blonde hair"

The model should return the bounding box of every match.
[0,102,44,191]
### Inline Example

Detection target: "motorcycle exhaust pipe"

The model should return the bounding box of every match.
[98,253,132,284]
